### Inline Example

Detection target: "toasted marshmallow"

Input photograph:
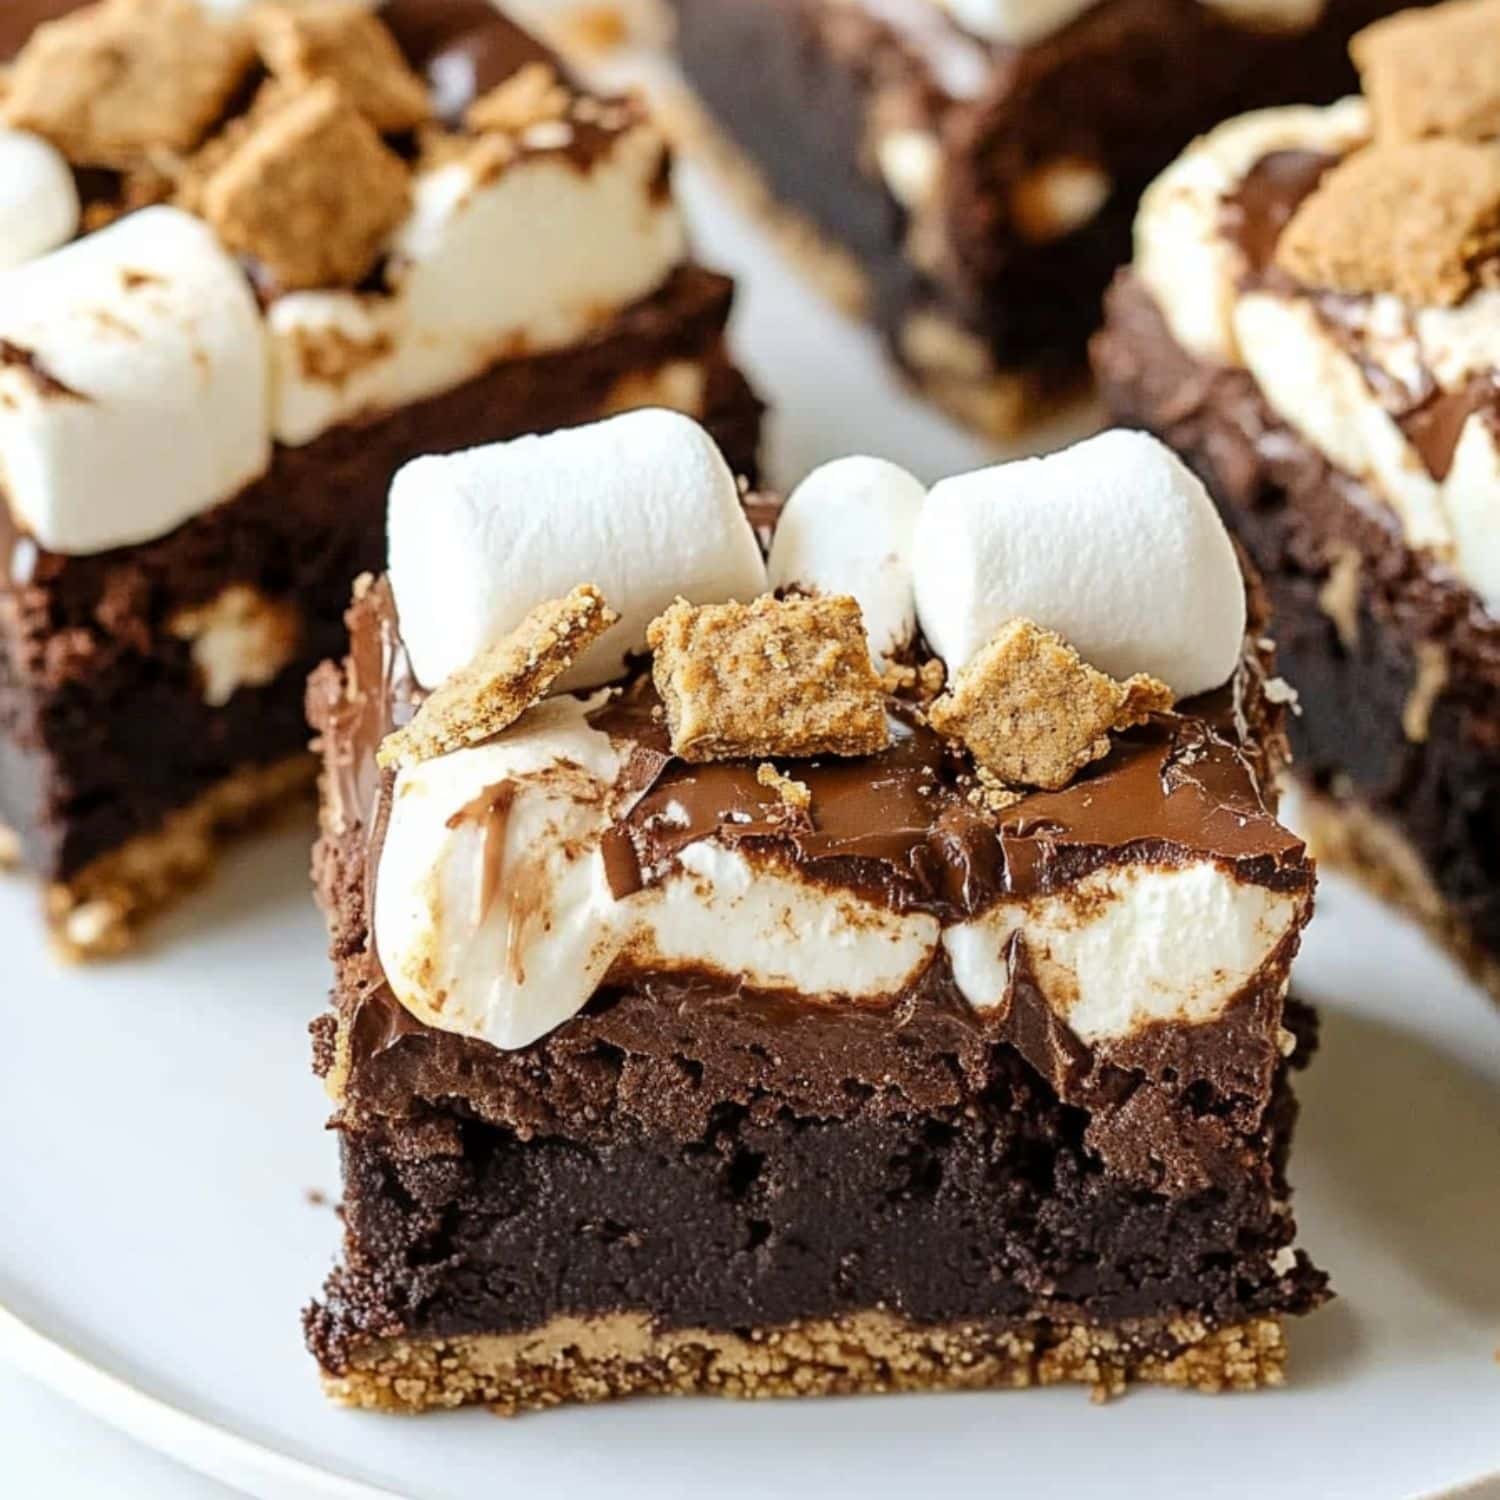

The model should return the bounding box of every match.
[269,124,685,446]
[375,695,630,1052]
[913,429,1245,699]
[945,861,1301,1043]
[929,0,1099,46]
[767,456,926,663]
[0,207,270,556]
[388,410,767,690]
[627,841,940,998]
[0,131,79,272]
[1133,98,1370,365]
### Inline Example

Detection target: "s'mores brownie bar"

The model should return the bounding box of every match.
[1095,0,1500,999]
[664,0,1426,437]
[0,0,761,957]
[304,411,1326,1413]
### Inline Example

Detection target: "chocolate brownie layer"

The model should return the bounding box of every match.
[307,994,1323,1382]
[1095,270,1500,978]
[669,0,1418,414]
[0,266,759,889]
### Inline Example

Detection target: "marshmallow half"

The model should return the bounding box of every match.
[0,206,270,555]
[767,456,926,663]
[913,429,1246,699]
[387,409,767,690]
[269,125,685,447]
[0,130,79,272]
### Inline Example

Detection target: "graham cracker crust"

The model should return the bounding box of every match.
[653,83,1050,440]
[42,753,317,961]
[1298,788,1500,1005]
[321,1309,1289,1414]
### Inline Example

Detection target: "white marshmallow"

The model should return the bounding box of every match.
[0,131,79,272]
[375,695,631,1052]
[767,456,926,663]
[928,0,1098,47]
[0,206,270,555]
[1134,98,1370,365]
[1234,292,1454,556]
[945,862,1301,1043]
[1440,415,1500,615]
[388,409,767,690]
[269,124,685,447]
[912,429,1246,699]
[628,842,940,999]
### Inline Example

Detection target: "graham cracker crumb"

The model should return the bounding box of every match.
[1353,0,1500,144]
[1275,140,1500,306]
[3,0,255,166]
[647,595,890,763]
[1317,544,1363,651]
[199,80,410,291]
[46,754,315,962]
[1402,639,1448,743]
[756,762,812,811]
[319,1311,1289,1415]
[253,2,431,134]
[929,620,1174,791]
[967,767,1026,815]
[465,63,571,135]
[880,656,946,703]
[378,586,617,770]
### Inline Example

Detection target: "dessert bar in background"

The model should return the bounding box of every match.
[1095,0,1500,999]
[665,0,1429,436]
[305,410,1326,1413]
[0,0,760,957]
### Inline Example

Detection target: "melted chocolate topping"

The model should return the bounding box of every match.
[1222,149,1335,276]
[1226,145,1500,484]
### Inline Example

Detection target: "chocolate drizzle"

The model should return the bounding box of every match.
[1222,149,1336,275]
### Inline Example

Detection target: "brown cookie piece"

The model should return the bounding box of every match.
[1275,139,1500,306]
[199,80,411,291]
[379,585,618,770]
[647,595,890,762]
[1354,0,1500,144]
[3,0,255,166]
[928,619,1173,792]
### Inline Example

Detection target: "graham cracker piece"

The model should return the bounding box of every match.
[928,619,1174,792]
[647,595,890,763]
[199,80,410,291]
[1353,0,1500,144]
[1275,140,1500,306]
[378,586,618,770]
[755,762,813,812]
[253,2,432,135]
[3,0,256,166]
[465,63,571,135]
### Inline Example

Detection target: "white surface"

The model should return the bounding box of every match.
[0,114,1499,1500]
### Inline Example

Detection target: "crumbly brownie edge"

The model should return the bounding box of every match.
[1298,790,1500,1004]
[321,1309,1288,1414]
[42,752,316,961]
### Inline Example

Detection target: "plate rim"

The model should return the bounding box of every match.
[0,1299,401,1500]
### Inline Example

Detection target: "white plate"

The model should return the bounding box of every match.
[3,127,1500,1500]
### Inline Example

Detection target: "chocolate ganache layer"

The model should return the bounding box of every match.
[0,266,759,883]
[1096,265,1500,965]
